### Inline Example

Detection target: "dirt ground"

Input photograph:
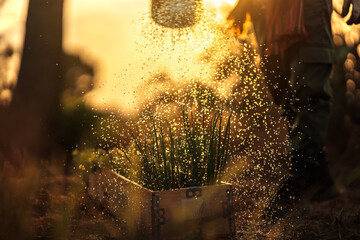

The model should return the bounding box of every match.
[277,124,360,240]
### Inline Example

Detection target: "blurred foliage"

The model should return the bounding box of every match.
[73,148,124,183]
[56,90,100,152]
[0,162,39,240]
[0,158,84,240]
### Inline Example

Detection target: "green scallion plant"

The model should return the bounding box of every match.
[115,109,232,191]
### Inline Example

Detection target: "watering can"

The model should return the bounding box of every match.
[151,0,202,28]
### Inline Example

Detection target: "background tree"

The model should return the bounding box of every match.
[0,0,64,163]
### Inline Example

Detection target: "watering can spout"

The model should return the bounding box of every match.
[151,0,202,28]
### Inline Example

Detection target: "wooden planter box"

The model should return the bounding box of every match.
[88,168,235,240]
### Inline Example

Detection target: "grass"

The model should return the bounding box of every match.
[114,108,232,191]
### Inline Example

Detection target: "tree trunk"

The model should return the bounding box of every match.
[0,0,64,162]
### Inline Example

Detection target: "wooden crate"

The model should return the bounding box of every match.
[88,169,235,240]
[88,168,153,239]
[152,184,235,240]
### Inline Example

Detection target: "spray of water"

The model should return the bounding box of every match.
[77,5,291,238]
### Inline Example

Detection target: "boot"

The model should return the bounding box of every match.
[262,153,340,223]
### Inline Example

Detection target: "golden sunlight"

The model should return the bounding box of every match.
[204,0,238,19]
[63,0,238,112]
[205,0,238,8]
[2,2,358,240]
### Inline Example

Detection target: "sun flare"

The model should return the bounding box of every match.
[205,0,237,8]
[204,0,238,20]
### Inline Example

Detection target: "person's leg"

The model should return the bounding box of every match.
[261,55,292,109]
[287,60,332,177]
[287,59,340,201]
[263,57,339,222]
